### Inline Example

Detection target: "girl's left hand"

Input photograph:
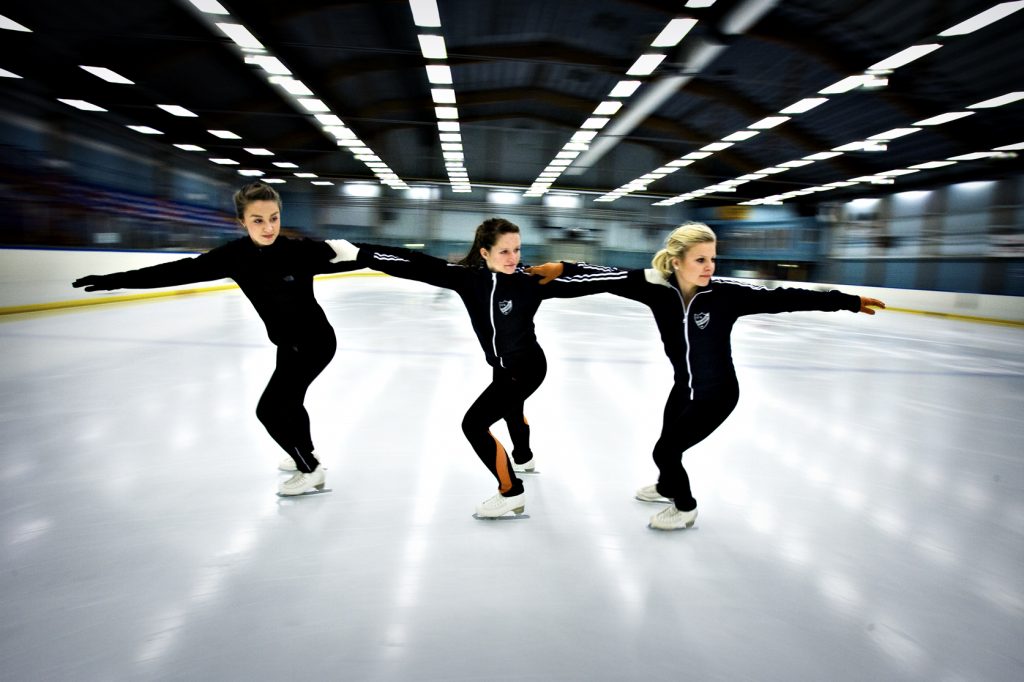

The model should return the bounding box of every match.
[859,297,886,314]
[525,262,564,284]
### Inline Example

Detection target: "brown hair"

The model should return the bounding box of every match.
[233,182,282,222]
[458,218,521,267]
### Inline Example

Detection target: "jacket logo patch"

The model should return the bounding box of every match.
[694,312,710,329]
[498,300,513,315]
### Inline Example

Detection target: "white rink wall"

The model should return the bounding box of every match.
[1,247,1022,323]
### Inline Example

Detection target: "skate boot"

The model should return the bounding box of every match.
[475,492,526,518]
[649,505,697,530]
[278,465,326,496]
[635,484,672,503]
[278,456,297,472]
[511,457,536,473]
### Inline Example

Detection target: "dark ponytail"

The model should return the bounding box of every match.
[458,218,520,267]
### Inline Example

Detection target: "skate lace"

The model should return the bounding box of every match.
[284,472,307,486]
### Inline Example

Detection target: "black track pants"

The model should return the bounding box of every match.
[256,332,337,473]
[462,347,547,496]
[652,380,739,511]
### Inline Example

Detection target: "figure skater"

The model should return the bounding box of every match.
[327,219,612,518]
[72,182,358,496]
[526,222,886,530]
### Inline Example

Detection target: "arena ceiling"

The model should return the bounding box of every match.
[1,0,1022,208]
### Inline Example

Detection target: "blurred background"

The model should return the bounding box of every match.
[1,0,1022,294]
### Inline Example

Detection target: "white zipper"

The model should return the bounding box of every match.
[675,288,708,400]
[489,273,503,367]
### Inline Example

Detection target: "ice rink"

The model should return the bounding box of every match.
[1,274,1022,681]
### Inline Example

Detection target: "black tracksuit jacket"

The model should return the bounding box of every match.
[559,264,862,398]
[353,243,612,368]
[88,236,360,347]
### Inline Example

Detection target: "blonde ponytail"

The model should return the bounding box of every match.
[651,222,717,276]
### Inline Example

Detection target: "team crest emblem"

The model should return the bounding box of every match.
[499,300,513,315]
[694,312,710,329]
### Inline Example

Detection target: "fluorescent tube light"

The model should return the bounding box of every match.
[609,80,642,98]
[804,151,842,160]
[263,178,286,184]
[209,158,239,165]
[238,169,264,176]
[939,2,1024,36]
[435,106,459,119]
[268,77,313,96]
[425,64,452,84]
[868,44,942,71]
[0,15,32,31]
[914,112,974,126]
[749,116,790,129]
[438,121,460,132]
[0,67,21,78]
[780,98,827,114]
[245,148,274,156]
[80,66,134,84]
[58,99,106,112]
[273,162,298,168]
[968,92,1024,108]
[581,117,610,129]
[593,101,622,116]
[316,114,344,126]
[682,151,711,160]
[245,55,290,75]
[722,130,759,141]
[431,88,456,104]
[910,160,957,169]
[868,128,920,140]
[418,35,447,59]
[700,142,732,151]
[626,54,666,76]
[651,18,698,47]
[297,98,329,112]
[947,152,993,161]
[409,0,441,27]
[993,142,1024,151]
[819,76,866,94]
[173,144,205,152]
[294,172,318,178]
[208,130,241,139]
[157,104,197,117]
[215,23,264,50]
[187,0,229,14]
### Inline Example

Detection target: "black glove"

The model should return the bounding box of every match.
[72,274,122,292]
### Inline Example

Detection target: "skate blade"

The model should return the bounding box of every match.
[635,495,673,504]
[277,487,332,498]
[513,469,539,475]
[647,522,697,531]
[472,512,530,520]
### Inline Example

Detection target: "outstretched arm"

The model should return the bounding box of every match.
[327,239,463,290]
[527,261,649,301]
[72,249,228,291]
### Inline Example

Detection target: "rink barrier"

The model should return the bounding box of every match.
[1,249,1022,325]
[3,273,1023,327]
